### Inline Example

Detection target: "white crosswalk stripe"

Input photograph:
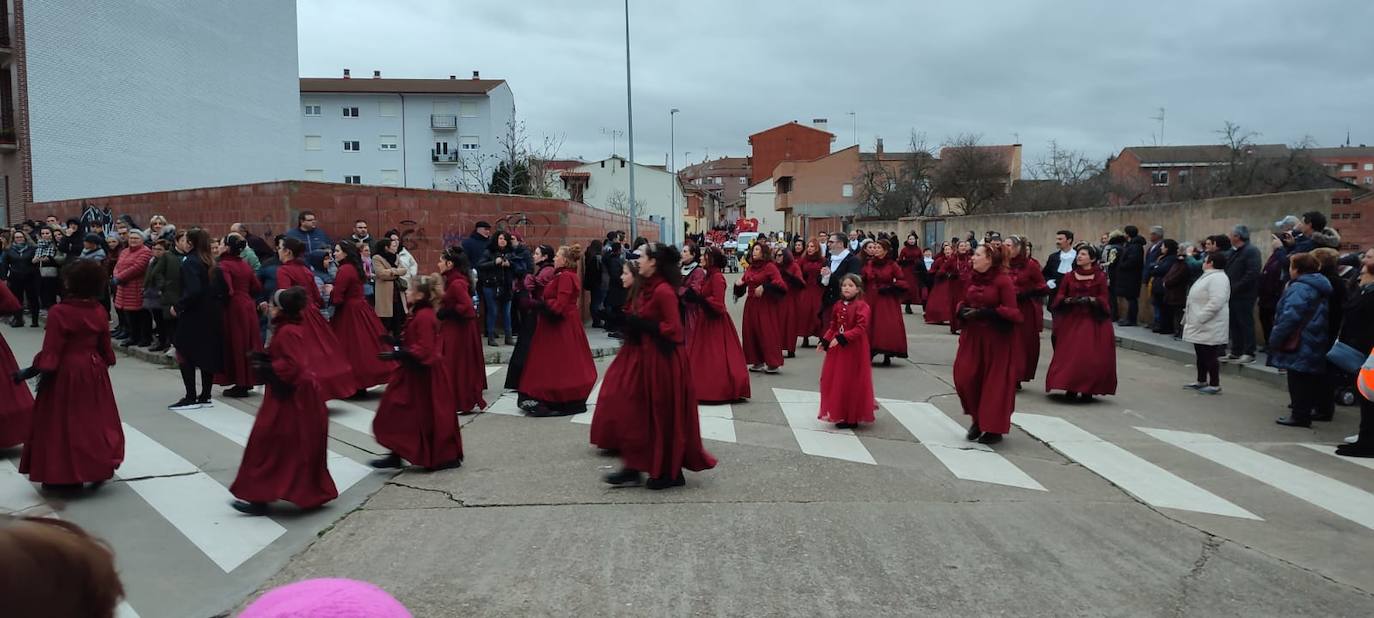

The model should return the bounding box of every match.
[1015,415,1257,519]
[117,423,287,572]
[1298,442,1374,472]
[882,400,1043,491]
[189,400,373,493]
[1141,427,1374,530]
[698,403,738,443]
[570,377,605,425]
[325,400,381,438]
[773,388,876,465]
[485,365,503,377]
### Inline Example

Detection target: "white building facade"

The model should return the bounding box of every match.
[553,156,686,246]
[744,181,783,234]
[299,73,515,193]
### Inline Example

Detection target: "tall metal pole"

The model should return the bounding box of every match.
[624,0,637,243]
[670,108,678,246]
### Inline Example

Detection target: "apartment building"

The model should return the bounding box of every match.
[299,71,515,193]
[1309,146,1374,187]
[1,0,301,222]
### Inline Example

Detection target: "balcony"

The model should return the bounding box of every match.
[0,128,15,152]
[433,150,459,165]
[431,114,457,130]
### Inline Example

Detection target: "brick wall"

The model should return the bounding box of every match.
[30,181,658,268]
[1331,192,1372,252]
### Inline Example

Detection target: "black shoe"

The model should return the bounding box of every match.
[1015,383,1023,391]
[1275,416,1311,428]
[118,339,135,348]
[40,482,82,492]
[1310,412,1334,422]
[603,468,643,486]
[966,423,981,441]
[348,388,369,400]
[134,339,153,348]
[9,318,22,327]
[223,387,252,398]
[1078,393,1094,402]
[905,306,914,315]
[835,422,858,429]
[882,355,892,367]
[1336,444,1374,458]
[28,322,38,328]
[786,351,796,358]
[149,341,170,353]
[87,480,106,491]
[112,329,126,339]
[230,500,269,516]
[369,453,404,469]
[504,335,515,346]
[487,336,498,346]
[977,432,1003,445]
[425,459,462,472]
[607,331,623,340]
[646,475,686,490]
[597,448,620,457]
[168,397,202,411]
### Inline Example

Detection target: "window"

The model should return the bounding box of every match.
[740,177,748,185]
[1178,170,1191,184]
[460,100,479,117]
[379,100,398,117]
[343,140,361,152]
[1151,170,1169,186]
[459,135,480,150]
[434,141,449,154]
[303,104,321,116]
[1365,163,1374,171]
[1365,176,1373,185]
[379,135,398,150]
[342,106,359,118]
[381,169,400,185]
[343,175,361,184]
[304,169,324,181]
[1340,163,1356,172]
[304,135,321,151]
[841,183,854,198]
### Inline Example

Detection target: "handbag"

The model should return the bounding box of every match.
[39,266,58,278]
[1327,340,1369,375]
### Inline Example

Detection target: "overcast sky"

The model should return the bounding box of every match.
[297,0,1374,172]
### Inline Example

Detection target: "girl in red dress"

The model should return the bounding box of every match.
[949,240,973,334]
[327,241,395,397]
[1045,246,1118,401]
[897,232,925,315]
[685,247,751,403]
[1006,236,1049,385]
[736,242,786,373]
[591,262,641,452]
[679,243,708,346]
[861,239,909,366]
[229,287,339,515]
[370,275,463,471]
[274,237,355,401]
[214,234,264,398]
[437,247,487,414]
[0,282,34,449]
[924,243,955,325]
[818,274,876,429]
[797,239,826,346]
[953,244,1023,445]
[774,247,804,358]
[604,243,717,490]
[518,245,598,417]
[13,260,122,490]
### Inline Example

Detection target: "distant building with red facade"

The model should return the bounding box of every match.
[1310,146,1374,188]
[747,121,834,186]
[1106,144,1290,204]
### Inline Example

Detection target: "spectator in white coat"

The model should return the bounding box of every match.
[1182,252,1231,395]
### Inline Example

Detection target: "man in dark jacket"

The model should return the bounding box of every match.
[1224,224,1262,363]
[1143,226,1165,328]
[1041,230,1077,291]
[820,233,863,318]
[461,221,492,319]
[602,243,627,337]
[1115,225,1146,326]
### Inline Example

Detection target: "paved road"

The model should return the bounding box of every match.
[4,286,1374,616]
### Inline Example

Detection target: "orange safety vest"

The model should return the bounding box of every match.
[1360,347,1374,402]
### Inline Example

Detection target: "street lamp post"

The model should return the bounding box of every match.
[670,107,679,246]
[623,0,638,243]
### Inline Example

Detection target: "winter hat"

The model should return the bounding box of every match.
[83,233,104,246]
[238,578,411,618]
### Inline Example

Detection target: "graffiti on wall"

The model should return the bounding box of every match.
[79,203,114,235]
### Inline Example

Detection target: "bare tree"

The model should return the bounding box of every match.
[526,133,567,198]
[854,131,940,219]
[932,134,1011,215]
[492,116,567,197]
[998,140,1112,212]
[605,189,645,216]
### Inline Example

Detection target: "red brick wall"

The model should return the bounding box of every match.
[749,123,832,186]
[30,181,657,267]
[1331,192,1372,252]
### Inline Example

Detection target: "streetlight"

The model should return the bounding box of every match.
[623,0,638,243]
[670,107,679,246]
[847,110,858,146]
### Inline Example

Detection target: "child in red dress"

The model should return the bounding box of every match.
[817,274,876,429]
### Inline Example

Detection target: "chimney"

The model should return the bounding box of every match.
[875,137,884,155]
[449,75,456,80]
[342,68,350,79]
[472,70,480,80]
[372,70,381,79]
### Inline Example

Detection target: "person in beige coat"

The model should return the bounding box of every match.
[372,237,410,338]
[1181,252,1231,394]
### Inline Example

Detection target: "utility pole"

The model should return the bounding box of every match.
[1150,107,1166,146]
[624,0,638,242]
[670,108,679,246]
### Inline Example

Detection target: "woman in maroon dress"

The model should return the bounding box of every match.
[591,262,641,452]
[797,239,826,346]
[1006,236,1049,385]
[774,247,804,358]
[953,244,1023,445]
[684,247,751,403]
[274,237,355,401]
[924,243,955,325]
[370,275,463,471]
[229,287,338,515]
[736,242,786,373]
[898,232,925,315]
[504,245,557,392]
[327,241,395,397]
[437,247,487,414]
[949,240,973,334]
[1045,246,1118,401]
[604,243,717,490]
[518,245,597,417]
[679,243,708,345]
[214,234,264,398]
[0,282,34,449]
[818,274,876,429]
[861,239,909,366]
[13,260,122,490]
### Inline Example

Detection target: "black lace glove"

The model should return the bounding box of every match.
[379,348,423,369]
[879,286,903,296]
[436,307,460,321]
[732,283,747,299]
[834,333,849,347]
[12,366,39,384]
[681,287,703,304]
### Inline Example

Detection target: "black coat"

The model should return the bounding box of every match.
[582,251,603,292]
[1113,236,1146,295]
[821,252,863,310]
[603,252,627,307]
[173,257,225,372]
[477,246,516,295]
[1339,283,1374,355]
[2,244,37,279]
[1041,249,1073,289]
[1225,242,1262,299]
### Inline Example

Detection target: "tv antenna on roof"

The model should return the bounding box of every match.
[1149,107,1166,145]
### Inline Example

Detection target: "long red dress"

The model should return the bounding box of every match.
[797,255,825,338]
[19,299,123,484]
[518,267,597,406]
[229,316,338,508]
[680,263,708,345]
[1009,255,1049,383]
[779,259,805,355]
[952,268,1023,435]
[686,267,751,403]
[328,262,396,389]
[372,305,463,468]
[736,260,786,369]
[862,256,909,359]
[898,244,925,306]
[438,269,486,413]
[949,252,973,333]
[277,259,356,400]
[1045,267,1118,396]
[924,254,954,324]
[616,276,717,480]
[213,255,264,389]
[818,299,876,425]
[0,283,34,448]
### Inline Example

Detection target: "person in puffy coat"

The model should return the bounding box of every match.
[1181,252,1230,394]
[112,230,153,347]
[1269,253,1333,428]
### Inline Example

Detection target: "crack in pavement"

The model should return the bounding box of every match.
[117,471,200,483]
[1171,534,1223,617]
